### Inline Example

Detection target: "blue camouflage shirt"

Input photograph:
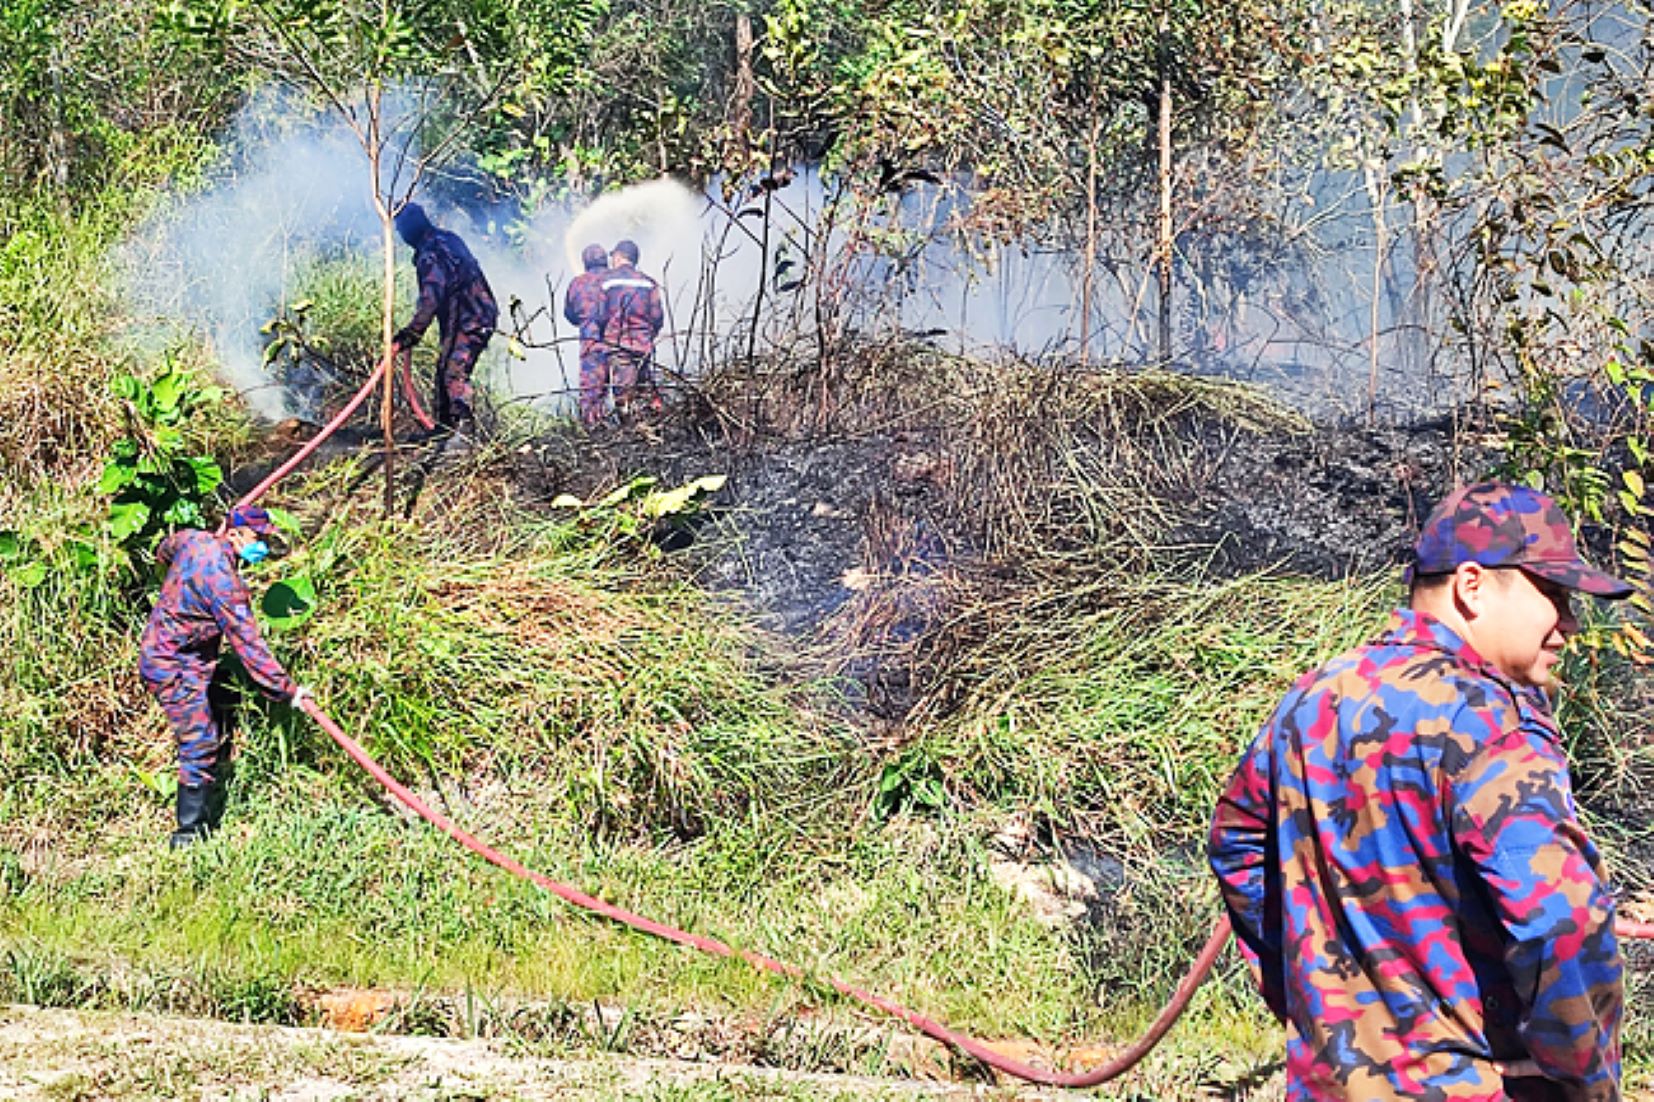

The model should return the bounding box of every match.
[1209,609,1622,1101]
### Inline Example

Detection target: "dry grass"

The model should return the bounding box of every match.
[0,353,121,486]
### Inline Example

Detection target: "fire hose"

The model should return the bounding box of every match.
[233,349,432,513]
[241,364,1654,1087]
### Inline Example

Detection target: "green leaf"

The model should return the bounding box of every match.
[262,574,318,625]
[265,507,301,538]
[108,501,152,542]
[150,371,187,416]
[597,476,656,509]
[0,531,22,563]
[643,474,728,519]
[186,455,223,494]
[67,540,99,573]
[163,498,204,528]
[912,775,945,809]
[1625,470,1645,500]
[11,561,46,589]
[132,764,177,800]
[97,459,136,495]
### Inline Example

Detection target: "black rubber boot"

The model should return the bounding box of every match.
[203,770,232,833]
[169,783,212,849]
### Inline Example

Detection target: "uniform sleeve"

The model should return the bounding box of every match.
[156,531,186,571]
[398,249,448,346]
[1449,729,1622,1100]
[1209,726,1286,1020]
[204,561,297,701]
[563,282,581,326]
[646,284,665,336]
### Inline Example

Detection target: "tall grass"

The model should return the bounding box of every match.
[244,471,866,840]
[928,571,1397,848]
[0,129,216,489]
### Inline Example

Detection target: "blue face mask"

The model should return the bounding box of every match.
[238,539,270,565]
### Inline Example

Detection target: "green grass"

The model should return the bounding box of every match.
[6,487,1652,1087]
[924,571,1398,850]
[0,480,1337,1069]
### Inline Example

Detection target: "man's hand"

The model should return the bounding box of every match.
[393,328,416,353]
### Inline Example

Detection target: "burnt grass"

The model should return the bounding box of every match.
[507,360,1496,719]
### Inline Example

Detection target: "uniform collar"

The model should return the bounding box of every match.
[1381,607,1554,709]
[1380,608,1484,663]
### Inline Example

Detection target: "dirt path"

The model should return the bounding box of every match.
[0,1004,1070,1101]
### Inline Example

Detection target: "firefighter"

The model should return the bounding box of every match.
[138,506,310,848]
[391,202,499,441]
[601,239,665,421]
[1210,482,1627,1100]
[563,243,611,426]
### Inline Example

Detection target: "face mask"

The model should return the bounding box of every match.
[238,539,270,565]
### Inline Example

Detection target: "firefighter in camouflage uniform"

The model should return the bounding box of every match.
[563,243,611,426]
[138,506,310,848]
[392,202,499,437]
[601,239,665,421]
[1210,482,1628,1101]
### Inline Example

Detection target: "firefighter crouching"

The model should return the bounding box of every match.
[138,506,310,848]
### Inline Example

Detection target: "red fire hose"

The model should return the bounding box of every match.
[233,349,433,514]
[398,347,436,433]
[300,697,1229,1087]
[234,358,386,512]
[241,364,1654,1087]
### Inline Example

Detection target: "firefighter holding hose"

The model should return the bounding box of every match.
[601,239,665,422]
[139,506,310,847]
[1210,482,1627,1100]
[391,202,498,444]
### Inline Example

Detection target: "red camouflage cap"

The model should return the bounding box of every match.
[1410,481,1633,598]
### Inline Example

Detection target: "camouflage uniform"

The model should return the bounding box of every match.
[601,262,665,418]
[564,255,611,426]
[139,530,297,786]
[397,228,499,426]
[1210,485,1628,1102]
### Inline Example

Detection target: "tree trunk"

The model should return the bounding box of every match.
[732,11,755,150]
[1364,159,1388,426]
[370,86,397,517]
[1080,84,1100,362]
[1156,12,1174,366]
[1396,0,1431,383]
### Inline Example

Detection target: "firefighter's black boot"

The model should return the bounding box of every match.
[203,746,234,833]
[169,783,212,848]
[203,775,231,834]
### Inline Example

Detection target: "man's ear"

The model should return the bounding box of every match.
[1451,561,1488,619]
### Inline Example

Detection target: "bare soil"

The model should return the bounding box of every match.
[1,1003,1286,1101]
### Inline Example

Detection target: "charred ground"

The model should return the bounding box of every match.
[509,349,1494,718]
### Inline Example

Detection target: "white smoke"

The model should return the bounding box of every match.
[120,92,388,418]
[119,91,1433,425]
[474,177,714,415]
